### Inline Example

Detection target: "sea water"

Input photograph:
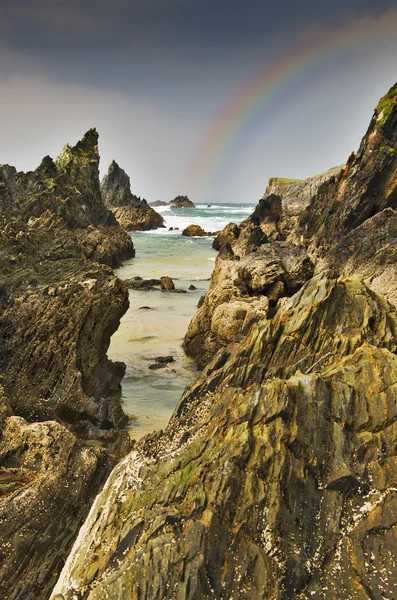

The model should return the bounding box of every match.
[108,203,254,439]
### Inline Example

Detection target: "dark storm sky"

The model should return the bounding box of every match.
[1,0,397,203]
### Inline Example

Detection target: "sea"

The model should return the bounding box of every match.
[108,202,255,439]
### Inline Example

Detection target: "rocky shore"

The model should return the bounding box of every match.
[0,130,135,599]
[51,83,397,600]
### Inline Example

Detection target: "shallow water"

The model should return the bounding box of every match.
[108,203,254,439]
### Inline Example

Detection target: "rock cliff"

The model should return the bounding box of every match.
[101,160,165,230]
[51,83,397,599]
[265,166,343,215]
[0,130,134,599]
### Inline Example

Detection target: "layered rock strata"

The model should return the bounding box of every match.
[0,130,134,599]
[101,160,164,230]
[53,274,397,600]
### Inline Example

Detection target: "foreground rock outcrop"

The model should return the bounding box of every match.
[101,160,165,230]
[0,130,134,598]
[53,274,397,600]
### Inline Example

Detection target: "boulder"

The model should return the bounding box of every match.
[160,276,175,291]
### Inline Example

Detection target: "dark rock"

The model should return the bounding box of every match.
[150,200,168,207]
[212,222,240,251]
[124,277,161,290]
[197,295,206,307]
[154,356,174,364]
[169,195,196,209]
[189,284,197,290]
[138,306,153,310]
[0,130,133,598]
[101,161,165,230]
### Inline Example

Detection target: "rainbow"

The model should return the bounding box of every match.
[187,11,397,200]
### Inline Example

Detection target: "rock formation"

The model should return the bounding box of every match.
[182,224,219,237]
[150,200,168,207]
[170,195,196,208]
[101,160,165,230]
[0,130,134,598]
[50,82,397,600]
[265,166,343,215]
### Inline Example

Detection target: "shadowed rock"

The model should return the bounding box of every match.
[101,161,164,230]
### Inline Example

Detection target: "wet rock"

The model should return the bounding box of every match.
[154,356,174,364]
[182,224,218,236]
[160,276,175,291]
[124,277,161,290]
[189,284,197,290]
[138,306,153,310]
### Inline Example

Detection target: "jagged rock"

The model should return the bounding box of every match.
[170,195,196,209]
[101,161,164,230]
[160,276,175,291]
[0,131,134,597]
[297,83,397,303]
[184,241,313,368]
[21,84,397,600]
[212,222,240,251]
[154,356,174,364]
[52,275,397,600]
